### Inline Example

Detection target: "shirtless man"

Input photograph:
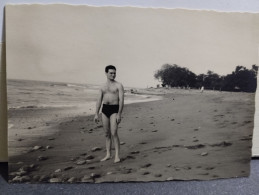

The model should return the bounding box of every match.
[94,65,124,163]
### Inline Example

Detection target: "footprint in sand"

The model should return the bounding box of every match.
[205,167,214,170]
[141,171,150,175]
[90,173,101,179]
[242,121,252,126]
[121,168,132,174]
[140,163,152,168]
[209,141,232,147]
[64,166,73,171]
[67,177,77,183]
[39,175,51,182]
[54,169,62,173]
[166,177,174,181]
[37,156,48,161]
[80,153,87,156]
[125,155,135,160]
[185,144,205,149]
[81,175,92,183]
[84,155,95,160]
[241,136,252,141]
[33,146,43,151]
[201,152,208,156]
[91,147,102,152]
[215,114,224,118]
[76,160,86,165]
[199,172,209,175]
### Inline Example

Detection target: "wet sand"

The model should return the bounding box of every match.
[8,89,255,183]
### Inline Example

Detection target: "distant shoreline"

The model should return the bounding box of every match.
[7,78,150,90]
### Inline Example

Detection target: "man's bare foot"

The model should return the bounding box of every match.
[100,155,111,162]
[114,157,121,163]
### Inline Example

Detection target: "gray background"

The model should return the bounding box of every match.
[1,0,259,194]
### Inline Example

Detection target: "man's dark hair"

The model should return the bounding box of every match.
[105,65,116,73]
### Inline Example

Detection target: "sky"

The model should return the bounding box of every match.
[6,5,259,88]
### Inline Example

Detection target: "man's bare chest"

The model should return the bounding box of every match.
[103,85,118,94]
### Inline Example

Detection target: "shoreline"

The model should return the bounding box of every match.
[8,89,255,183]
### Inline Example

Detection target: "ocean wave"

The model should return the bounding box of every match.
[124,96,162,104]
[50,83,68,87]
[8,104,76,110]
[67,84,87,89]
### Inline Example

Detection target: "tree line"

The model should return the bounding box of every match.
[154,64,258,92]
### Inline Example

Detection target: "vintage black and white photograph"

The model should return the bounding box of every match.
[6,4,258,183]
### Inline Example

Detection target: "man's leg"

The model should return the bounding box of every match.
[110,113,120,163]
[100,113,112,161]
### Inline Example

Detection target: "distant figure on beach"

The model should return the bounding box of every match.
[200,86,204,93]
[94,65,124,163]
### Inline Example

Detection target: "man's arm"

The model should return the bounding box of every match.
[116,83,124,123]
[94,88,103,123]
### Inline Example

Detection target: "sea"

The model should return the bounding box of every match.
[7,79,161,113]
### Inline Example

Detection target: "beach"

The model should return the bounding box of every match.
[8,85,255,183]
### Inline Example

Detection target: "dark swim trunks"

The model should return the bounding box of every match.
[102,104,119,118]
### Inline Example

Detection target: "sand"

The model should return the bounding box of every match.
[8,89,255,183]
